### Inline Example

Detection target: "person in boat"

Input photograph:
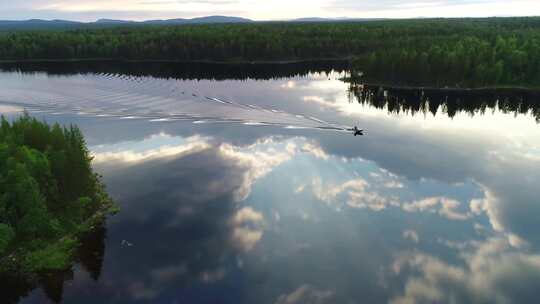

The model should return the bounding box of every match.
[352,126,364,136]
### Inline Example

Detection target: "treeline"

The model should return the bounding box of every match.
[2,18,540,87]
[0,22,372,61]
[353,35,540,87]
[0,114,113,272]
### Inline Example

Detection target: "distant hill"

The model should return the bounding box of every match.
[96,16,253,25]
[0,19,82,30]
[292,17,386,22]
[0,16,389,31]
[172,16,253,24]
[292,17,343,22]
[95,19,137,24]
[0,16,254,31]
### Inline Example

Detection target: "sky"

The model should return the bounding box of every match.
[1,0,540,21]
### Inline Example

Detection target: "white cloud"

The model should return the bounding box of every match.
[232,206,264,224]
[219,137,296,201]
[403,197,472,221]
[347,190,390,211]
[391,237,540,304]
[384,180,405,189]
[403,230,420,243]
[312,177,369,204]
[230,207,265,252]
[294,183,306,194]
[467,186,535,248]
[0,104,23,113]
[301,142,329,160]
[312,177,395,211]
[93,134,330,205]
[92,134,210,165]
[8,0,540,21]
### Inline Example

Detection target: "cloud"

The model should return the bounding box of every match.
[403,230,420,243]
[391,237,540,304]
[0,104,23,113]
[307,62,540,250]
[311,177,396,211]
[403,197,472,221]
[347,190,390,211]
[467,181,540,248]
[87,134,282,300]
[384,180,405,189]
[231,206,264,224]
[301,142,329,160]
[92,135,210,165]
[310,176,474,217]
[275,285,335,304]
[312,177,369,203]
[230,207,265,252]
[94,135,318,204]
[217,137,334,201]
[218,137,297,201]
[4,0,540,21]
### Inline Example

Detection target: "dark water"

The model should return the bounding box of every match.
[1,62,540,304]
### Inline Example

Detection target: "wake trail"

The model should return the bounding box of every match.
[0,73,351,132]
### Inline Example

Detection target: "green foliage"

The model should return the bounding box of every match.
[0,224,14,254]
[352,34,540,87]
[22,237,78,272]
[0,113,113,272]
[2,17,540,86]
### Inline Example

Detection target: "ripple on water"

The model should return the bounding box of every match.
[0,73,350,132]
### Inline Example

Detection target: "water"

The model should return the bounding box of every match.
[1,62,540,303]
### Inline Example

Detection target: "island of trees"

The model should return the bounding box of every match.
[0,114,116,277]
[1,17,540,87]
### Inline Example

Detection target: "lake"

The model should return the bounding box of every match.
[1,62,540,304]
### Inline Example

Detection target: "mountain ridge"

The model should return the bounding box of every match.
[0,16,386,30]
[0,16,255,30]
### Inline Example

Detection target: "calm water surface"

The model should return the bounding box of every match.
[1,63,540,303]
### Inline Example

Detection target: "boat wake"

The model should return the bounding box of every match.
[0,73,350,132]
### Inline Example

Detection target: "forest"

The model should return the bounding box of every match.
[2,17,540,87]
[0,114,115,274]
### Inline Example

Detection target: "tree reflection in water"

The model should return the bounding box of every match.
[348,83,540,122]
[0,224,107,304]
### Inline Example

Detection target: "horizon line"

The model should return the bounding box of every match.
[2,15,540,23]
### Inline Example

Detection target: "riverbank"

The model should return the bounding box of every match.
[0,57,353,65]
[353,83,540,95]
[344,76,540,94]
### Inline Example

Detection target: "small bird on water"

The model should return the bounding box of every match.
[121,240,134,247]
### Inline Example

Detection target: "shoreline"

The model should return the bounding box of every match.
[0,57,353,65]
[0,198,117,278]
[344,78,540,94]
[1,58,539,92]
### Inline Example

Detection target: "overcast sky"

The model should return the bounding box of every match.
[1,0,540,21]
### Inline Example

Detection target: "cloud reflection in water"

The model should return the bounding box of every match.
[4,68,539,303]
[76,127,539,303]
